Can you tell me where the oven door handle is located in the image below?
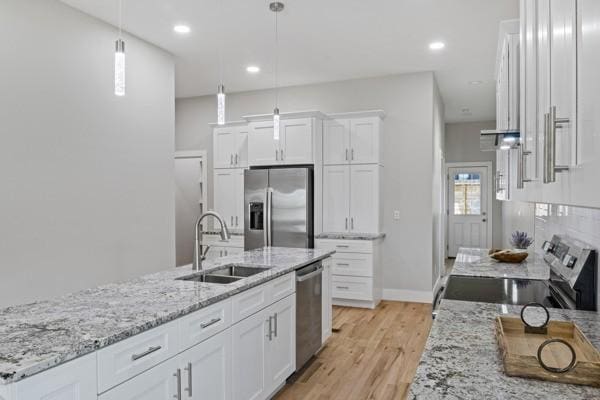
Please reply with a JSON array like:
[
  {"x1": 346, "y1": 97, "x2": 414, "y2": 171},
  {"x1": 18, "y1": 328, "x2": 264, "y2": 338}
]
[{"x1": 548, "y1": 285, "x2": 571, "y2": 309}]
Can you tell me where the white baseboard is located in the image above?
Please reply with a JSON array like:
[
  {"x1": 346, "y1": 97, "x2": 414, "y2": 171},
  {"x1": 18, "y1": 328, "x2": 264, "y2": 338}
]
[{"x1": 382, "y1": 288, "x2": 433, "y2": 303}]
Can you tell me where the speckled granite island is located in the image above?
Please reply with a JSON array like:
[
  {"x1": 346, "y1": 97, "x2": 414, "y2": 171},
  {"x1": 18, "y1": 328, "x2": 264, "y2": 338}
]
[
  {"x1": 451, "y1": 247, "x2": 549, "y2": 280},
  {"x1": 409, "y1": 300, "x2": 600, "y2": 399},
  {"x1": 0, "y1": 246, "x2": 333, "y2": 390}
]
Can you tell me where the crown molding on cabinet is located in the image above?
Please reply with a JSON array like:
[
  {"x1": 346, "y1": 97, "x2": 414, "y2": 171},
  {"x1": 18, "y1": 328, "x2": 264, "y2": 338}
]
[
  {"x1": 242, "y1": 110, "x2": 327, "y2": 122},
  {"x1": 326, "y1": 110, "x2": 386, "y2": 120},
  {"x1": 208, "y1": 120, "x2": 248, "y2": 127}
]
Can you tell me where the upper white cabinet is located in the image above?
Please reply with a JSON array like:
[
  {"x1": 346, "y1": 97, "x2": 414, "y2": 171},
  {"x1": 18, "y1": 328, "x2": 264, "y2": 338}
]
[
  {"x1": 246, "y1": 112, "x2": 325, "y2": 166},
  {"x1": 213, "y1": 168, "x2": 244, "y2": 231},
  {"x1": 213, "y1": 123, "x2": 248, "y2": 169},
  {"x1": 323, "y1": 112, "x2": 384, "y2": 165},
  {"x1": 323, "y1": 164, "x2": 381, "y2": 233}
]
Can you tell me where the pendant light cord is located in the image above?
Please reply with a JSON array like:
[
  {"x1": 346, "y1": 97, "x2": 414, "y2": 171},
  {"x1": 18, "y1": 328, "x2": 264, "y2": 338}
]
[
  {"x1": 274, "y1": 7, "x2": 279, "y2": 108},
  {"x1": 118, "y1": 0, "x2": 123, "y2": 39},
  {"x1": 218, "y1": 0, "x2": 224, "y2": 86}
]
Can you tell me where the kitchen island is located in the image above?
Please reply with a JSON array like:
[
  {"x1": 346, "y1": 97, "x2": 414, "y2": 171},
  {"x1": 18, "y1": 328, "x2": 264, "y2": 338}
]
[
  {"x1": 409, "y1": 299, "x2": 600, "y2": 399},
  {"x1": 451, "y1": 247, "x2": 549, "y2": 280},
  {"x1": 0, "y1": 247, "x2": 333, "y2": 399}
]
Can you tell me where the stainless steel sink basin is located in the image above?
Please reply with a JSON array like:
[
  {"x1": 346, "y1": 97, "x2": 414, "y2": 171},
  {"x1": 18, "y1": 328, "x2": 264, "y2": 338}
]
[
  {"x1": 210, "y1": 265, "x2": 269, "y2": 278},
  {"x1": 176, "y1": 264, "x2": 269, "y2": 284}
]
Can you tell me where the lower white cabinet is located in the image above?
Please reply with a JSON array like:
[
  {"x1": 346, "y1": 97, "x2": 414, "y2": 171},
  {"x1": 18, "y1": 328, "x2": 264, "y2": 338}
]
[
  {"x1": 98, "y1": 356, "x2": 180, "y2": 400},
  {"x1": 232, "y1": 294, "x2": 296, "y2": 400},
  {"x1": 12, "y1": 353, "x2": 97, "y2": 400},
  {"x1": 322, "y1": 258, "x2": 333, "y2": 343}
]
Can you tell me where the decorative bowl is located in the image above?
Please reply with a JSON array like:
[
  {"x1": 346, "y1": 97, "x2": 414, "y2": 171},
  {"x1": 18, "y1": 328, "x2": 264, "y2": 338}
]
[{"x1": 489, "y1": 249, "x2": 529, "y2": 263}]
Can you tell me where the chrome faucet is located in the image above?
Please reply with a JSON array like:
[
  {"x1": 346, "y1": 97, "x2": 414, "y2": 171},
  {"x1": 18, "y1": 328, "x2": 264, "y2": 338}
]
[{"x1": 193, "y1": 211, "x2": 230, "y2": 271}]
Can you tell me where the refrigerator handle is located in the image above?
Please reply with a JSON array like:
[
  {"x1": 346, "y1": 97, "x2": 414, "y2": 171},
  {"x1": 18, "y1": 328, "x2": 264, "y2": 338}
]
[
  {"x1": 267, "y1": 188, "x2": 273, "y2": 247},
  {"x1": 263, "y1": 188, "x2": 269, "y2": 246}
]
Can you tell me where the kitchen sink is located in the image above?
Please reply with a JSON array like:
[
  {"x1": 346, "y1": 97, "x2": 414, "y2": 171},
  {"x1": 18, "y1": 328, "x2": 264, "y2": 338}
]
[{"x1": 177, "y1": 264, "x2": 270, "y2": 284}]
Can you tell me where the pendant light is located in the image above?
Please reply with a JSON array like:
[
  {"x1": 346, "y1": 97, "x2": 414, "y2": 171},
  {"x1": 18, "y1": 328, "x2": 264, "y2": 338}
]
[
  {"x1": 114, "y1": 0, "x2": 125, "y2": 96},
  {"x1": 216, "y1": 0, "x2": 226, "y2": 125},
  {"x1": 270, "y1": 2, "x2": 284, "y2": 140}
]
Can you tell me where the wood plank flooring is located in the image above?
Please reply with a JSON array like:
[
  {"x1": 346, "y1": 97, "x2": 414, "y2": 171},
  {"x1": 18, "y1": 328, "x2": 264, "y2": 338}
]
[{"x1": 274, "y1": 301, "x2": 432, "y2": 400}]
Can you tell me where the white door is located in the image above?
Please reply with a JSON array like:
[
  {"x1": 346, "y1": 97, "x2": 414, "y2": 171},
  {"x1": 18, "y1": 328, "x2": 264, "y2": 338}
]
[
  {"x1": 98, "y1": 357, "x2": 180, "y2": 400},
  {"x1": 214, "y1": 128, "x2": 237, "y2": 168},
  {"x1": 232, "y1": 308, "x2": 267, "y2": 400},
  {"x1": 15, "y1": 354, "x2": 97, "y2": 400},
  {"x1": 349, "y1": 164, "x2": 379, "y2": 233},
  {"x1": 448, "y1": 166, "x2": 490, "y2": 257},
  {"x1": 233, "y1": 168, "x2": 245, "y2": 230},
  {"x1": 322, "y1": 166, "x2": 350, "y2": 232},
  {"x1": 350, "y1": 118, "x2": 380, "y2": 164},
  {"x1": 323, "y1": 119, "x2": 350, "y2": 165},
  {"x1": 281, "y1": 119, "x2": 313, "y2": 164},
  {"x1": 235, "y1": 127, "x2": 248, "y2": 168},
  {"x1": 265, "y1": 295, "x2": 296, "y2": 396},
  {"x1": 248, "y1": 122, "x2": 279, "y2": 166},
  {"x1": 181, "y1": 328, "x2": 232, "y2": 400},
  {"x1": 213, "y1": 170, "x2": 235, "y2": 228}
]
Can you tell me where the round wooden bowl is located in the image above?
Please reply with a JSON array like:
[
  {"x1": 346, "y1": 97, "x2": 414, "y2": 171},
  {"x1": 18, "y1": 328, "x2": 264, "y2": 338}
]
[{"x1": 489, "y1": 249, "x2": 529, "y2": 263}]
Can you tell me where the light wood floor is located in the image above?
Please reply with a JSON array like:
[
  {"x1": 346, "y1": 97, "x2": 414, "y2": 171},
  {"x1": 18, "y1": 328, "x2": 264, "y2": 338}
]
[{"x1": 274, "y1": 301, "x2": 432, "y2": 400}]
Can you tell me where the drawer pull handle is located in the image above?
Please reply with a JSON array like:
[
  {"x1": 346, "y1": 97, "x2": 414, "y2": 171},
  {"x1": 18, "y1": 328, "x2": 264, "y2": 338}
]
[
  {"x1": 336, "y1": 286, "x2": 350, "y2": 290},
  {"x1": 200, "y1": 317, "x2": 222, "y2": 329},
  {"x1": 336, "y1": 263, "x2": 350, "y2": 266},
  {"x1": 131, "y1": 345, "x2": 162, "y2": 361},
  {"x1": 336, "y1": 245, "x2": 350, "y2": 248}
]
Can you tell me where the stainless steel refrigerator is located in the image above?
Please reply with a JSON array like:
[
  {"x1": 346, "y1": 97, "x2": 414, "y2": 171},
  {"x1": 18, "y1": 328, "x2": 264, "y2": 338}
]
[{"x1": 244, "y1": 167, "x2": 313, "y2": 250}]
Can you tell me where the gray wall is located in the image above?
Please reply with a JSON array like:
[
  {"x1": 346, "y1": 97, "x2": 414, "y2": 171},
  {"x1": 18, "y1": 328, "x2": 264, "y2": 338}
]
[
  {"x1": 176, "y1": 73, "x2": 438, "y2": 299},
  {"x1": 0, "y1": 0, "x2": 175, "y2": 307},
  {"x1": 445, "y1": 121, "x2": 503, "y2": 248}
]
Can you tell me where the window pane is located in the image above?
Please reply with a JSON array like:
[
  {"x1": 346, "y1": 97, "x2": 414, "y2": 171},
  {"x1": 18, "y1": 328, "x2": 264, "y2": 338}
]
[{"x1": 453, "y1": 173, "x2": 481, "y2": 215}]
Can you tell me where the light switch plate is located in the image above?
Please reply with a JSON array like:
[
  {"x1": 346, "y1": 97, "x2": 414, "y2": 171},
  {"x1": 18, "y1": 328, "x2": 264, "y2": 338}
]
[{"x1": 393, "y1": 210, "x2": 400, "y2": 220}]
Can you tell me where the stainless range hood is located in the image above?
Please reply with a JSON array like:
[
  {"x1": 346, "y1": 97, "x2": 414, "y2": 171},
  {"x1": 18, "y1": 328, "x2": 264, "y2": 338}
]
[{"x1": 480, "y1": 129, "x2": 521, "y2": 151}]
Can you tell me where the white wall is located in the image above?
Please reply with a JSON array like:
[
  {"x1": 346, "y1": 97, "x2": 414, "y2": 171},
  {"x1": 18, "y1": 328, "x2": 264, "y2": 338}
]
[
  {"x1": 501, "y1": 201, "x2": 535, "y2": 249},
  {"x1": 445, "y1": 121, "x2": 503, "y2": 248},
  {"x1": 0, "y1": 0, "x2": 175, "y2": 307},
  {"x1": 176, "y1": 72, "x2": 438, "y2": 300},
  {"x1": 432, "y1": 82, "x2": 446, "y2": 288}
]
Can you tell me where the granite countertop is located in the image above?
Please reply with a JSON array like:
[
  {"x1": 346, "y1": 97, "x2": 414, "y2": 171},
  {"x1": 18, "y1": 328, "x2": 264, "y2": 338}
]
[
  {"x1": 316, "y1": 232, "x2": 386, "y2": 240},
  {"x1": 0, "y1": 247, "x2": 333, "y2": 385},
  {"x1": 451, "y1": 247, "x2": 549, "y2": 280},
  {"x1": 409, "y1": 300, "x2": 600, "y2": 399}
]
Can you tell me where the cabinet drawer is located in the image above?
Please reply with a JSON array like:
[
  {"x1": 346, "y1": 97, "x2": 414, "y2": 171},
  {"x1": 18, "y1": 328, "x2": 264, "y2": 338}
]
[
  {"x1": 269, "y1": 273, "x2": 295, "y2": 304},
  {"x1": 97, "y1": 321, "x2": 179, "y2": 393},
  {"x1": 316, "y1": 239, "x2": 373, "y2": 254},
  {"x1": 231, "y1": 283, "x2": 269, "y2": 323},
  {"x1": 332, "y1": 275, "x2": 373, "y2": 301},
  {"x1": 179, "y1": 299, "x2": 232, "y2": 351},
  {"x1": 331, "y1": 254, "x2": 373, "y2": 277}
]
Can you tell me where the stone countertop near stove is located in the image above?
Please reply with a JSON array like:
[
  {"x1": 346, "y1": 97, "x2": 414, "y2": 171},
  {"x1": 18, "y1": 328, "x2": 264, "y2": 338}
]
[
  {"x1": 451, "y1": 247, "x2": 549, "y2": 280},
  {"x1": 0, "y1": 247, "x2": 333, "y2": 385},
  {"x1": 316, "y1": 232, "x2": 386, "y2": 240},
  {"x1": 409, "y1": 299, "x2": 600, "y2": 399}
]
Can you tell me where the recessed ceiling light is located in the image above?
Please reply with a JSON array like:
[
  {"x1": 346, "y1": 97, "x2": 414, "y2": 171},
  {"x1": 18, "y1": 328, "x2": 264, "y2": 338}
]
[
  {"x1": 246, "y1": 65, "x2": 261, "y2": 73},
  {"x1": 173, "y1": 25, "x2": 191, "y2": 34},
  {"x1": 469, "y1": 80, "x2": 483, "y2": 85},
  {"x1": 429, "y1": 41, "x2": 445, "y2": 50}
]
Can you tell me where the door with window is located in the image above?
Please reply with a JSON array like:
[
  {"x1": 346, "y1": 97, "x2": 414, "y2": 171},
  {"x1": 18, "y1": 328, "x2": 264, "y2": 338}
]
[{"x1": 448, "y1": 166, "x2": 490, "y2": 257}]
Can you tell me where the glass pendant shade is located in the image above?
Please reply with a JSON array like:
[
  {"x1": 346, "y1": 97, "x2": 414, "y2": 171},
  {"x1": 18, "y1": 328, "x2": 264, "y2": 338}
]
[
  {"x1": 273, "y1": 107, "x2": 280, "y2": 140},
  {"x1": 217, "y1": 84, "x2": 226, "y2": 125},
  {"x1": 114, "y1": 39, "x2": 126, "y2": 96}
]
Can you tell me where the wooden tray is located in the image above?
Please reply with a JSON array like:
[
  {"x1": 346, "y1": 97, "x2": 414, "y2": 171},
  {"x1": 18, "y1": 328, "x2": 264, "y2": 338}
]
[
  {"x1": 489, "y1": 249, "x2": 529, "y2": 263},
  {"x1": 495, "y1": 316, "x2": 600, "y2": 387}
]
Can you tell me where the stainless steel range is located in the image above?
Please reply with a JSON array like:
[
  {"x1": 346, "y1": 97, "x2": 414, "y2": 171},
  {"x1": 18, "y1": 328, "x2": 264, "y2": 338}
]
[{"x1": 439, "y1": 235, "x2": 597, "y2": 312}]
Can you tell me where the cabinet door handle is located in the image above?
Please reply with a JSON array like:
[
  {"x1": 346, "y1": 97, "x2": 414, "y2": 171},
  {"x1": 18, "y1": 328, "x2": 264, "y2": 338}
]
[
  {"x1": 200, "y1": 317, "x2": 222, "y2": 329},
  {"x1": 231, "y1": 216, "x2": 234, "y2": 226},
  {"x1": 274, "y1": 312, "x2": 278, "y2": 338},
  {"x1": 543, "y1": 106, "x2": 570, "y2": 184},
  {"x1": 266, "y1": 316, "x2": 273, "y2": 341},
  {"x1": 351, "y1": 217, "x2": 354, "y2": 230},
  {"x1": 280, "y1": 149, "x2": 284, "y2": 161},
  {"x1": 230, "y1": 154, "x2": 233, "y2": 165},
  {"x1": 235, "y1": 153, "x2": 238, "y2": 165},
  {"x1": 131, "y1": 345, "x2": 162, "y2": 361},
  {"x1": 184, "y1": 362, "x2": 193, "y2": 397},
  {"x1": 345, "y1": 149, "x2": 348, "y2": 161},
  {"x1": 235, "y1": 216, "x2": 239, "y2": 226},
  {"x1": 275, "y1": 149, "x2": 279, "y2": 161},
  {"x1": 345, "y1": 217, "x2": 348, "y2": 230},
  {"x1": 351, "y1": 148, "x2": 355, "y2": 161},
  {"x1": 173, "y1": 368, "x2": 182, "y2": 400}
]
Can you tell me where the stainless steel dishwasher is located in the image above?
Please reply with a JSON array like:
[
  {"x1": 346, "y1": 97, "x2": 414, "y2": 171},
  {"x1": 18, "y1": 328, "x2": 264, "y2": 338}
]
[{"x1": 295, "y1": 261, "x2": 323, "y2": 371}]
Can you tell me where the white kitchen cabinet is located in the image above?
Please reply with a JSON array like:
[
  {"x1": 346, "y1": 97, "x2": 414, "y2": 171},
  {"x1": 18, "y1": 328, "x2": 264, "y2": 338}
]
[
  {"x1": 349, "y1": 165, "x2": 380, "y2": 233},
  {"x1": 322, "y1": 165, "x2": 381, "y2": 233},
  {"x1": 213, "y1": 168, "x2": 244, "y2": 231},
  {"x1": 323, "y1": 112, "x2": 384, "y2": 166},
  {"x1": 98, "y1": 356, "x2": 180, "y2": 400},
  {"x1": 264, "y1": 294, "x2": 295, "y2": 396},
  {"x1": 213, "y1": 124, "x2": 248, "y2": 169},
  {"x1": 248, "y1": 117, "x2": 317, "y2": 166},
  {"x1": 13, "y1": 353, "x2": 96, "y2": 400},
  {"x1": 322, "y1": 165, "x2": 350, "y2": 232},
  {"x1": 321, "y1": 257, "x2": 333, "y2": 344},
  {"x1": 182, "y1": 328, "x2": 233, "y2": 400}
]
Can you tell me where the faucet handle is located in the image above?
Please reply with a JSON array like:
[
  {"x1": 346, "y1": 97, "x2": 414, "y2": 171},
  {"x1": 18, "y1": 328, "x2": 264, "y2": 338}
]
[{"x1": 201, "y1": 245, "x2": 211, "y2": 258}]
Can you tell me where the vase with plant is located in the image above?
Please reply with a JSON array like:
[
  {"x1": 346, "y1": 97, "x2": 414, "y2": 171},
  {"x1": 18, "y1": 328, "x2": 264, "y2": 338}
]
[{"x1": 510, "y1": 231, "x2": 534, "y2": 250}]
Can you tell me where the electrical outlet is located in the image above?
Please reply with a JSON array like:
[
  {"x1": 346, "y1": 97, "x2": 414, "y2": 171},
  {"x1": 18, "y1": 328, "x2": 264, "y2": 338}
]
[{"x1": 393, "y1": 210, "x2": 400, "y2": 220}]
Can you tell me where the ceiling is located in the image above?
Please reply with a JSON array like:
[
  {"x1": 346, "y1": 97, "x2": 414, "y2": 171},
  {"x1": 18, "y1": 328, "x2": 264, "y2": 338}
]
[{"x1": 61, "y1": 0, "x2": 518, "y2": 122}]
